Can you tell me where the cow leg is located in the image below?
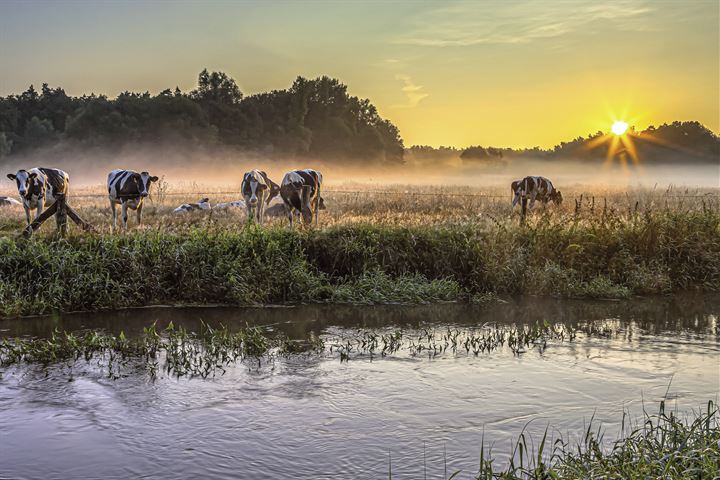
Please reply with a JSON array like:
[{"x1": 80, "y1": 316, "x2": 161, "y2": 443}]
[
  {"x1": 34, "y1": 197, "x2": 44, "y2": 222},
  {"x1": 257, "y1": 201, "x2": 264, "y2": 225},
  {"x1": 121, "y1": 202, "x2": 129, "y2": 230},
  {"x1": 110, "y1": 201, "x2": 117, "y2": 231},
  {"x1": 529, "y1": 192, "x2": 537, "y2": 210},
  {"x1": 314, "y1": 184, "x2": 321, "y2": 225},
  {"x1": 286, "y1": 205, "x2": 294, "y2": 229},
  {"x1": 137, "y1": 202, "x2": 144, "y2": 224},
  {"x1": 24, "y1": 205, "x2": 31, "y2": 226}
]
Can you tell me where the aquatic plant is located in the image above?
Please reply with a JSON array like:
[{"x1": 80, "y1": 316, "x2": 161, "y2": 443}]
[
  {"x1": 0, "y1": 322, "x2": 289, "y2": 379},
  {"x1": 468, "y1": 400, "x2": 720, "y2": 479}
]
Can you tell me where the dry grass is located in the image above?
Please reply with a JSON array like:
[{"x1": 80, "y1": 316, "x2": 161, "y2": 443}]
[{"x1": 0, "y1": 182, "x2": 717, "y2": 235}]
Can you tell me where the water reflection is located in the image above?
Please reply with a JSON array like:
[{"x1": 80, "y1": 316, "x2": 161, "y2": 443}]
[
  {"x1": 0, "y1": 294, "x2": 718, "y2": 480},
  {"x1": 2, "y1": 293, "x2": 718, "y2": 340}
]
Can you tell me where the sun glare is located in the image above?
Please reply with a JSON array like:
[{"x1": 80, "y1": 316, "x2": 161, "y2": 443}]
[{"x1": 611, "y1": 120, "x2": 629, "y2": 136}]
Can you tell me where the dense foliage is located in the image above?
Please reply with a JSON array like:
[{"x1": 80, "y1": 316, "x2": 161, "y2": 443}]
[
  {"x1": 0, "y1": 208, "x2": 717, "y2": 317},
  {"x1": 0, "y1": 70, "x2": 404, "y2": 164}
]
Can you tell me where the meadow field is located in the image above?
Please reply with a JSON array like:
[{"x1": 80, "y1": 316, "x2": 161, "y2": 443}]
[
  {"x1": 0, "y1": 181, "x2": 718, "y2": 317},
  {"x1": 2, "y1": 180, "x2": 719, "y2": 231}
]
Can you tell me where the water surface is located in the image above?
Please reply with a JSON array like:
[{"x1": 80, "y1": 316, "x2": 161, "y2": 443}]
[{"x1": 1, "y1": 295, "x2": 718, "y2": 479}]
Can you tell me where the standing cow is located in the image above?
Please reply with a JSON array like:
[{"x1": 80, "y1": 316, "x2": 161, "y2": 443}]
[
  {"x1": 107, "y1": 169, "x2": 158, "y2": 230},
  {"x1": 513, "y1": 176, "x2": 563, "y2": 211},
  {"x1": 241, "y1": 169, "x2": 280, "y2": 224},
  {"x1": 280, "y1": 169, "x2": 323, "y2": 227},
  {"x1": 7, "y1": 167, "x2": 70, "y2": 229}
]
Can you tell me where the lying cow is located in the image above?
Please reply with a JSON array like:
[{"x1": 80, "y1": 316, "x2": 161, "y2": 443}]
[
  {"x1": 7, "y1": 167, "x2": 70, "y2": 227},
  {"x1": 241, "y1": 169, "x2": 280, "y2": 224},
  {"x1": 107, "y1": 169, "x2": 158, "y2": 230},
  {"x1": 173, "y1": 198, "x2": 211, "y2": 214},
  {"x1": 280, "y1": 169, "x2": 323, "y2": 227},
  {"x1": 0, "y1": 196, "x2": 22, "y2": 207},
  {"x1": 214, "y1": 199, "x2": 246, "y2": 210},
  {"x1": 513, "y1": 176, "x2": 563, "y2": 210}
]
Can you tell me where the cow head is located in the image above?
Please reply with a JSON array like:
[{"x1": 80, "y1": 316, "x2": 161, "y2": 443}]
[
  {"x1": 550, "y1": 190, "x2": 563, "y2": 205},
  {"x1": 243, "y1": 170, "x2": 280, "y2": 207},
  {"x1": 139, "y1": 171, "x2": 159, "y2": 197},
  {"x1": 7, "y1": 170, "x2": 39, "y2": 198}
]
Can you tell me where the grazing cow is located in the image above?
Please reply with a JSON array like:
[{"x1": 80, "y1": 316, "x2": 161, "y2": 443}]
[
  {"x1": 107, "y1": 169, "x2": 158, "y2": 230},
  {"x1": 241, "y1": 169, "x2": 280, "y2": 224},
  {"x1": 173, "y1": 198, "x2": 211, "y2": 214},
  {"x1": 0, "y1": 196, "x2": 22, "y2": 207},
  {"x1": 280, "y1": 169, "x2": 323, "y2": 227},
  {"x1": 6, "y1": 167, "x2": 70, "y2": 227},
  {"x1": 514, "y1": 176, "x2": 563, "y2": 210}
]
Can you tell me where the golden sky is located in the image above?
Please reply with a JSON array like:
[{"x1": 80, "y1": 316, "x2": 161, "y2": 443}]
[{"x1": 0, "y1": 0, "x2": 717, "y2": 148}]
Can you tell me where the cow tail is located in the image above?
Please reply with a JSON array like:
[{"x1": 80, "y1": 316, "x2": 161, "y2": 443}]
[{"x1": 314, "y1": 178, "x2": 321, "y2": 225}]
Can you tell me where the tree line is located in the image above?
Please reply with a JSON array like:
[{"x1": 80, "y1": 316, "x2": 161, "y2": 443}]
[
  {"x1": 0, "y1": 70, "x2": 404, "y2": 164},
  {"x1": 409, "y1": 121, "x2": 719, "y2": 166},
  {"x1": 1, "y1": 69, "x2": 716, "y2": 168}
]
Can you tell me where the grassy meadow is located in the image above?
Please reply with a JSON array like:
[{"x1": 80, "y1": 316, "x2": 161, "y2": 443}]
[{"x1": 0, "y1": 182, "x2": 718, "y2": 317}]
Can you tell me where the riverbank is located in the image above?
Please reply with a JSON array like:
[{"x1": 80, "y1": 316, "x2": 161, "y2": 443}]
[{"x1": 0, "y1": 209, "x2": 718, "y2": 316}]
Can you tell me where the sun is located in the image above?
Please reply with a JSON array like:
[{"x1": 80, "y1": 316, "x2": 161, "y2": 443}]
[{"x1": 611, "y1": 120, "x2": 629, "y2": 136}]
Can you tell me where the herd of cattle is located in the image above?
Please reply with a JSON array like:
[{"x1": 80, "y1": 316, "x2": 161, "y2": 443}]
[{"x1": 2, "y1": 167, "x2": 561, "y2": 231}]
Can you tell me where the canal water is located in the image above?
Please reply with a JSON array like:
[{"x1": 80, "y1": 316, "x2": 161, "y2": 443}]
[{"x1": 1, "y1": 295, "x2": 718, "y2": 479}]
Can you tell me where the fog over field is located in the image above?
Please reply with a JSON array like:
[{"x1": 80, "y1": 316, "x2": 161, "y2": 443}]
[{"x1": 2, "y1": 144, "x2": 718, "y2": 194}]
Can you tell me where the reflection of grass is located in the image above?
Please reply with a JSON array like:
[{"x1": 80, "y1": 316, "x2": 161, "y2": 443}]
[
  {"x1": 0, "y1": 322, "x2": 319, "y2": 379},
  {"x1": 0, "y1": 319, "x2": 625, "y2": 373},
  {"x1": 2, "y1": 324, "x2": 717, "y2": 479},
  {"x1": 0, "y1": 197, "x2": 718, "y2": 316}
]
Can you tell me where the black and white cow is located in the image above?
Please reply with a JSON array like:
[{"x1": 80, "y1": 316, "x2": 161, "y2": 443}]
[
  {"x1": 6, "y1": 167, "x2": 70, "y2": 226},
  {"x1": 241, "y1": 169, "x2": 280, "y2": 224},
  {"x1": 107, "y1": 169, "x2": 158, "y2": 230},
  {"x1": 214, "y1": 199, "x2": 246, "y2": 210},
  {"x1": 513, "y1": 176, "x2": 563, "y2": 210},
  {"x1": 173, "y1": 197, "x2": 211, "y2": 214},
  {"x1": 280, "y1": 169, "x2": 324, "y2": 227}
]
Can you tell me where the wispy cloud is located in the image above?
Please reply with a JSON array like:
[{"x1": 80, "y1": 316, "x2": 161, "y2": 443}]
[
  {"x1": 394, "y1": 1, "x2": 654, "y2": 47},
  {"x1": 393, "y1": 74, "x2": 429, "y2": 108}
]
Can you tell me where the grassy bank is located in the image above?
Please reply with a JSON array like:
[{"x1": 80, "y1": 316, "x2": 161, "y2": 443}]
[{"x1": 0, "y1": 208, "x2": 718, "y2": 316}]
